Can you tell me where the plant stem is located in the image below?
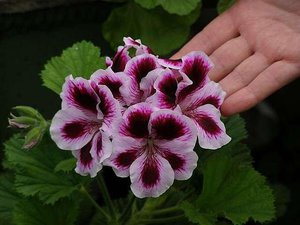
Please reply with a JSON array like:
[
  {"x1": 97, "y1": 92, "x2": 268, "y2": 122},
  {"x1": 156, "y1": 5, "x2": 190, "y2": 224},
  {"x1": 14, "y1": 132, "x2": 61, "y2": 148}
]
[
  {"x1": 151, "y1": 206, "x2": 181, "y2": 216},
  {"x1": 97, "y1": 173, "x2": 117, "y2": 221},
  {"x1": 80, "y1": 186, "x2": 109, "y2": 219},
  {"x1": 120, "y1": 193, "x2": 135, "y2": 225},
  {"x1": 139, "y1": 214, "x2": 185, "y2": 224}
]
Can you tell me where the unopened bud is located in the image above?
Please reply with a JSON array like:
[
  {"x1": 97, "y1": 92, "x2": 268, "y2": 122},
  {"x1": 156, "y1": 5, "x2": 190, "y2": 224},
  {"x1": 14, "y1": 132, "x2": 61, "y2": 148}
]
[
  {"x1": 13, "y1": 106, "x2": 44, "y2": 120},
  {"x1": 8, "y1": 115, "x2": 38, "y2": 129},
  {"x1": 23, "y1": 126, "x2": 46, "y2": 150},
  {"x1": 8, "y1": 106, "x2": 48, "y2": 150}
]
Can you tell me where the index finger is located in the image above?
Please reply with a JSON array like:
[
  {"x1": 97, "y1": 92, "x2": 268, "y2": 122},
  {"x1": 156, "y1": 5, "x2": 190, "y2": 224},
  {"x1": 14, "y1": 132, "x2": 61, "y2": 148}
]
[{"x1": 172, "y1": 10, "x2": 239, "y2": 59}]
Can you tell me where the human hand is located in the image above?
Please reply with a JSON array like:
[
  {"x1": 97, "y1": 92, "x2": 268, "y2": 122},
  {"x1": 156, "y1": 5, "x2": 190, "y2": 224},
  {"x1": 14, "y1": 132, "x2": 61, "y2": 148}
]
[{"x1": 173, "y1": 0, "x2": 300, "y2": 116}]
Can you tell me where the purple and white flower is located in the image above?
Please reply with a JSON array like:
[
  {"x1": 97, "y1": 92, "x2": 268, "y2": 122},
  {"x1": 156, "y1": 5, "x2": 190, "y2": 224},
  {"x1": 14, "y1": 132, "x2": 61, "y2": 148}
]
[
  {"x1": 147, "y1": 52, "x2": 231, "y2": 149},
  {"x1": 50, "y1": 37, "x2": 231, "y2": 198},
  {"x1": 105, "y1": 103, "x2": 198, "y2": 198},
  {"x1": 50, "y1": 75, "x2": 121, "y2": 177},
  {"x1": 105, "y1": 37, "x2": 152, "y2": 72}
]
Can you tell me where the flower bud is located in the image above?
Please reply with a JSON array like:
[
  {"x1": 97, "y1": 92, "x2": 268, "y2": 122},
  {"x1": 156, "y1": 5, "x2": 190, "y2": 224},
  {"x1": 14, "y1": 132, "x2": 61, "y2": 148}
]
[
  {"x1": 12, "y1": 106, "x2": 44, "y2": 120},
  {"x1": 8, "y1": 106, "x2": 48, "y2": 150},
  {"x1": 23, "y1": 126, "x2": 46, "y2": 150},
  {"x1": 8, "y1": 115, "x2": 38, "y2": 129}
]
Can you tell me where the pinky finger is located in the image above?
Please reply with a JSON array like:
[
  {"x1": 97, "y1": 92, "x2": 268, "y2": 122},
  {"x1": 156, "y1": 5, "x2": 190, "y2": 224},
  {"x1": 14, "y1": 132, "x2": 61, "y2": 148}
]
[{"x1": 221, "y1": 60, "x2": 300, "y2": 116}]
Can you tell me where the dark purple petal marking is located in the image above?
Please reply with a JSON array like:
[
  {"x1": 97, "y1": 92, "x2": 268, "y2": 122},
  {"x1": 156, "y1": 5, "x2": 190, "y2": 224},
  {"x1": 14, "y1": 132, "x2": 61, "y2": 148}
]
[
  {"x1": 157, "y1": 75, "x2": 177, "y2": 106},
  {"x1": 79, "y1": 142, "x2": 93, "y2": 167},
  {"x1": 156, "y1": 94, "x2": 176, "y2": 109},
  {"x1": 98, "y1": 76, "x2": 123, "y2": 100},
  {"x1": 200, "y1": 96, "x2": 220, "y2": 108},
  {"x1": 112, "y1": 47, "x2": 130, "y2": 72},
  {"x1": 98, "y1": 96, "x2": 113, "y2": 117},
  {"x1": 69, "y1": 81, "x2": 98, "y2": 114},
  {"x1": 185, "y1": 95, "x2": 221, "y2": 112},
  {"x1": 114, "y1": 150, "x2": 138, "y2": 168},
  {"x1": 178, "y1": 55, "x2": 211, "y2": 101},
  {"x1": 123, "y1": 110, "x2": 151, "y2": 138},
  {"x1": 92, "y1": 84, "x2": 119, "y2": 127},
  {"x1": 62, "y1": 121, "x2": 85, "y2": 139},
  {"x1": 195, "y1": 114, "x2": 221, "y2": 135},
  {"x1": 141, "y1": 160, "x2": 160, "y2": 188},
  {"x1": 127, "y1": 56, "x2": 158, "y2": 83},
  {"x1": 181, "y1": 56, "x2": 210, "y2": 87},
  {"x1": 151, "y1": 115, "x2": 185, "y2": 140},
  {"x1": 95, "y1": 133, "x2": 103, "y2": 158},
  {"x1": 164, "y1": 152, "x2": 185, "y2": 171},
  {"x1": 62, "y1": 120, "x2": 99, "y2": 140}
]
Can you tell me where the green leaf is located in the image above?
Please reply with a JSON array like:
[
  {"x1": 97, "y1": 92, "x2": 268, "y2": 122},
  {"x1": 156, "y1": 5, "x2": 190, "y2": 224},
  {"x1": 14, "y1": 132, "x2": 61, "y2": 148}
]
[
  {"x1": 217, "y1": 0, "x2": 236, "y2": 14},
  {"x1": 180, "y1": 201, "x2": 216, "y2": 225},
  {"x1": 4, "y1": 134, "x2": 83, "y2": 204},
  {"x1": 223, "y1": 114, "x2": 247, "y2": 147},
  {"x1": 0, "y1": 174, "x2": 20, "y2": 225},
  {"x1": 41, "y1": 41, "x2": 106, "y2": 94},
  {"x1": 54, "y1": 158, "x2": 77, "y2": 172},
  {"x1": 182, "y1": 155, "x2": 275, "y2": 225},
  {"x1": 102, "y1": 2, "x2": 200, "y2": 55},
  {"x1": 198, "y1": 115, "x2": 252, "y2": 167},
  {"x1": 135, "y1": 0, "x2": 201, "y2": 16},
  {"x1": 13, "y1": 198, "x2": 78, "y2": 225}
]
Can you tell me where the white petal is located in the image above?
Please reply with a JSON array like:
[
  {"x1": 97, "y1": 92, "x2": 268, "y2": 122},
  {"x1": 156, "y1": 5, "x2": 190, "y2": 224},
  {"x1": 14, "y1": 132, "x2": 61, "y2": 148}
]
[
  {"x1": 91, "y1": 83, "x2": 122, "y2": 134},
  {"x1": 72, "y1": 140, "x2": 103, "y2": 178},
  {"x1": 140, "y1": 68, "x2": 165, "y2": 100},
  {"x1": 160, "y1": 150, "x2": 198, "y2": 180},
  {"x1": 90, "y1": 69, "x2": 129, "y2": 105},
  {"x1": 179, "y1": 81, "x2": 226, "y2": 111},
  {"x1": 90, "y1": 130, "x2": 112, "y2": 163},
  {"x1": 60, "y1": 75, "x2": 99, "y2": 115},
  {"x1": 109, "y1": 46, "x2": 131, "y2": 72},
  {"x1": 104, "y1": 136, "x2": 145, "y2": 178},
  {"x1": 177, "y1": 51, "x2": 213, "y2": 100},
  {"x1": 130, "y1": 153, "x2": 174, "y2": 198},
  {"x1": 157, "y1": 58, "x2": 182, "y2": 69},
  {"x1": 124, "y1": 54, "x2": 160, "y2": 84},
  {"x1": 50, "y1": 108, "x2": 100, "y2": 150},
  {"x1": 123, "y1": 37, "x2": 152, "y2": 55},
  {"x1": 146, "y1": 69, "x2": 178, "y2": 109},
  {"x1": 187, "y1": 104, "x2": 231, "y2": 149}
]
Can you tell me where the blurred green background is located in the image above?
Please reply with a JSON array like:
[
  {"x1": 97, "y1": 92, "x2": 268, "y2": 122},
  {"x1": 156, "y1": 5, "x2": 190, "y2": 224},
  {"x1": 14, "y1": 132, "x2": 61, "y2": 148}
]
[{"x1": 0, "y1": 0, "x2": 299, "y2": 224}]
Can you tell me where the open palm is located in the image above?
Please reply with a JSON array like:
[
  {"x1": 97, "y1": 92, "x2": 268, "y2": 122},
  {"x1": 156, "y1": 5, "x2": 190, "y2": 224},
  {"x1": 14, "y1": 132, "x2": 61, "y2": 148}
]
[{"x1": 173, "y1": 0, "x2": 300, "y2": 115}]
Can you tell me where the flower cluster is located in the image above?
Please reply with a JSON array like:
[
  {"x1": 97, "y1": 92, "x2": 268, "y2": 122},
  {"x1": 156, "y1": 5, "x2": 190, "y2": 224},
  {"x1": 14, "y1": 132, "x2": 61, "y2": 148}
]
[{"x1": 50, "y1": 37, "x2": 231, "y2": 198}]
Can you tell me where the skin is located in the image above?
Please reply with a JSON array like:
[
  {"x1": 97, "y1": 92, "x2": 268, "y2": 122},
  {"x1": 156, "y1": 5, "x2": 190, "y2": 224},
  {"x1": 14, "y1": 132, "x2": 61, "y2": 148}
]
[{"x1": 173, "y1": 0, "x2": 300, "y2": 116}]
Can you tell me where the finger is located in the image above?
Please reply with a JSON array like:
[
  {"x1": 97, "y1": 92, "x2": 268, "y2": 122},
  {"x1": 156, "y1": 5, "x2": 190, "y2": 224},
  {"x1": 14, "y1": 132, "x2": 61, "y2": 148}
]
[
  {"x1": 221, "y1": 61, "x2": 300, "y2": 116},
  {"x1": 208, "y1": 36, "x2": 253, "y2": 81},
  {"x1": 172, "y1": 11, "x2": 239, "y2": 59},
  {"x1": 219, "y1": 52, "x2": 270, "y2": 96}
]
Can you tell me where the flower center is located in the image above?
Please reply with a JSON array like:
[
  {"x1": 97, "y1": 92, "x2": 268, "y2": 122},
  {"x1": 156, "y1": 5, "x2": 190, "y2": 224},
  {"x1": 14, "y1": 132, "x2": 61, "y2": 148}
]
[{"x1": 146, "y1": 138, "x2": 157, "y2": 155}]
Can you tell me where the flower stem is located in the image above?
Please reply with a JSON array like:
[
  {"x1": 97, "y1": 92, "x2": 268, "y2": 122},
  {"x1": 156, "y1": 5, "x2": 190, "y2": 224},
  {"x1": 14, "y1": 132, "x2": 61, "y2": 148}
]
[
  {"x1": 120, "y1": 193, "x2": 135, "y2": 225},
  {"x1": 139, "y1": 214, "x2": 185, "y2": 224},
  {"x1": 80, "y1": 186, "x2": 109, "y2": 219},
  {"x1": 151, "y1": 206, "x2": 181, "y2": 216},
  {"x1": 97, "y1": 173, "x2": 117, "y2": 221}
]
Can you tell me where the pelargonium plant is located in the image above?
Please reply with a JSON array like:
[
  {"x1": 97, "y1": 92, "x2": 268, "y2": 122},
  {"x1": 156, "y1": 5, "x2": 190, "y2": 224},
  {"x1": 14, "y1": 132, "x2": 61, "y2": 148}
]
[
  {"x1": 50, "y1": 37, "x2": 231, "y2": 198},
  {"x1": 2, "y1": 38, "x2": 276, "y2": 225}
]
